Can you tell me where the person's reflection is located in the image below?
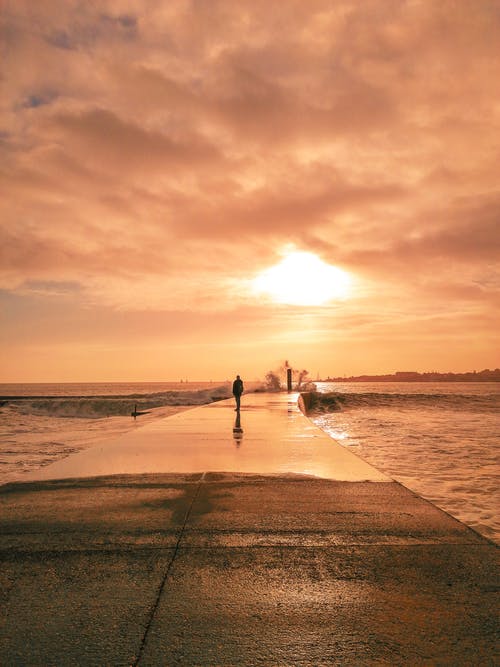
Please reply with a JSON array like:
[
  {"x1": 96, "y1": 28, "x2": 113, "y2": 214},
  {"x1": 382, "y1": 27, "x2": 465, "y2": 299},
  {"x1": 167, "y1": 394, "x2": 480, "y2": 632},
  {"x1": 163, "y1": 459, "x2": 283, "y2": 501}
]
[{"x1": 233, "y1": 411, "x2": 243, "y2": 448}]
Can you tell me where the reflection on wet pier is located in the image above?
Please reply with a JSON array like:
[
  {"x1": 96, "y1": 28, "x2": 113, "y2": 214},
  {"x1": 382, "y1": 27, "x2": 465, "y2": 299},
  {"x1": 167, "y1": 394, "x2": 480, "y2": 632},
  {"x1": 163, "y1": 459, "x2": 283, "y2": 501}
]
[{"x1": 233, "y1": 411, "x2": 243, "y2": 447}]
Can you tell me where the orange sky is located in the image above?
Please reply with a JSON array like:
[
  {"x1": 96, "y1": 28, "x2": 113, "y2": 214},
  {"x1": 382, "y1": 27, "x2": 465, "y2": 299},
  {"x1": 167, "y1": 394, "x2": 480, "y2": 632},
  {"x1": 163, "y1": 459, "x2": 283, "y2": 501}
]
[{"x1": 1, "y1": 1, "x2": 499, "y2": 382}]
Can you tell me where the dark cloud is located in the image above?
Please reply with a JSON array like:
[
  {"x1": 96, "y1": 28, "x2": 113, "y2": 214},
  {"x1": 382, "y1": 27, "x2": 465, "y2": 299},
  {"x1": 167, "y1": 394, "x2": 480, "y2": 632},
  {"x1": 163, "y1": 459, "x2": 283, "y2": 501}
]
[
  {"x1": 22, "y1": 92, "x2": 57, "y2": 108},
  {"x1": 45, "y1": 30, "x2": 76, "y2": 51},
  {"x1": 50, "y1": 108, "x2": 221, "y2": 171},
  {"x1": 43, "y1": 10, "x2": 138, "y2": 50},
  {"x1": 99, "y1": 13, "x2": 138, "y2": 33}
]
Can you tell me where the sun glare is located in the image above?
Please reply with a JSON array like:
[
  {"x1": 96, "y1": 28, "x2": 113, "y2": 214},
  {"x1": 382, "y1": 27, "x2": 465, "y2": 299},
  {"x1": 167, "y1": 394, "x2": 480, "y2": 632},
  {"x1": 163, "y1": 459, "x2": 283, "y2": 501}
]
[{"x1": 253, "y1": 251, "x2": 351, "y2": 306}]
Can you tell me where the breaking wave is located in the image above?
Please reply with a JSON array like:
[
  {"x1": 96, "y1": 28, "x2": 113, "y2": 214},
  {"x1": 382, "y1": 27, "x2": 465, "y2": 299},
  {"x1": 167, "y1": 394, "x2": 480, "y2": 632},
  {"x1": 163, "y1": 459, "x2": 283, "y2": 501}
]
[
  {"x1": 0, "y1": 386, "x2": 232, "y2": 419},
  {"x1": 302, "y1": 391, "x2": 499, "y2": 414}
]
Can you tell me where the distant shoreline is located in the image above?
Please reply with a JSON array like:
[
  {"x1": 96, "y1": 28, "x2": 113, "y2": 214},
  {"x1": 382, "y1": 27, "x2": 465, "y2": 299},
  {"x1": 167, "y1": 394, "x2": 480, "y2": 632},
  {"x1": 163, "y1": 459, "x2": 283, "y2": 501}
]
[{"x1": 320, "y1": 370, "x2": 499, "y2": 383}]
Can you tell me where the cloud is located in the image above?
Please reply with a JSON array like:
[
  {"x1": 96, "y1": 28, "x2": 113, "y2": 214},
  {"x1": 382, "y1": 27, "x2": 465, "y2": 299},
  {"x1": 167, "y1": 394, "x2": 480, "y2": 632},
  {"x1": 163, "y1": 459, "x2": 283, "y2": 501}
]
[
  {"x1": 48, "y1": 107, "x2": 222, "y2": 173},
  {"x1": 340, "y1": 191, "x2": 500, "y2": 275},
  {"x1": 1, "y1": 0, "x2": 498, "y2": 330}
]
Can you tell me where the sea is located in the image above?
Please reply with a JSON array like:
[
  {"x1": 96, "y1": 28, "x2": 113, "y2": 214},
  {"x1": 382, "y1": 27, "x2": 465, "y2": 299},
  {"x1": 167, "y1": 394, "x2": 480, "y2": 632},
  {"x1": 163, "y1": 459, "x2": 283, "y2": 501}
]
[
  {"x1": 311, "y1": 382, "x2": 499, "y2": 543},
  {"x1": 0, "y1": 380, "x2": 498, "y2": 543}
]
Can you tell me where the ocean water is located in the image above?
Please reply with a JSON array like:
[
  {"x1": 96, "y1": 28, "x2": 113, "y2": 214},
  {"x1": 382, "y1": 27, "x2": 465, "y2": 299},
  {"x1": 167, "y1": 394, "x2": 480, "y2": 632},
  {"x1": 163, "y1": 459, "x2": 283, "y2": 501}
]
[
  {"x1": 0, "y1": 381, "x2": 226, "y2": 398},
  {"x1": 309, "y1": 382, "x2": 499, "y2": 543},
  {"x1": 1, "y1": 380, "x2": 498, "y2": 543}
]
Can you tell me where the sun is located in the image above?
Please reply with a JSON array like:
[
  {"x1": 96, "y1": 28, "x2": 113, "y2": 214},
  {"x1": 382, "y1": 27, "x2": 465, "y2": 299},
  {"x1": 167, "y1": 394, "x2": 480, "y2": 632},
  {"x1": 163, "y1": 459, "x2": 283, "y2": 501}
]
[{"x1": 252, "y1": 251, "x2": 351, "y2": 306}]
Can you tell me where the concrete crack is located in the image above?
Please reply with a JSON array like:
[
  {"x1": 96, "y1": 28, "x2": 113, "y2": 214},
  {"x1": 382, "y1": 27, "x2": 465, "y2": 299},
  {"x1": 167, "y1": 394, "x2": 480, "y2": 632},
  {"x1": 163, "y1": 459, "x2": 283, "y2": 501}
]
[{"x1": 133, "y1": 477, "x2": 204, "y2": 666}]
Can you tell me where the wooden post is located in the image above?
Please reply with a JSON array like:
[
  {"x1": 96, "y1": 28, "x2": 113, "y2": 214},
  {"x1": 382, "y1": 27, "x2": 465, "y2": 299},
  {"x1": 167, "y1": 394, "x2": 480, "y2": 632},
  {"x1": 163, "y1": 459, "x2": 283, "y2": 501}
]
[{"x1": 287, "y1": 368, "x2": 293, "y2": 392}]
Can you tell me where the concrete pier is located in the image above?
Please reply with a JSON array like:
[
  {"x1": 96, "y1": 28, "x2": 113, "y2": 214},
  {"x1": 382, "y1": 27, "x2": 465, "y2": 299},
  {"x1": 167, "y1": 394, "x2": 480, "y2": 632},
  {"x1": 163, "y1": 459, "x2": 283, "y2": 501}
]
[
  {"x1": 16, "y1": 392, "x2": 389, "y2": 483},
  {"x1": 1, "y1": 394, "x2": 498, "y2": 665}
]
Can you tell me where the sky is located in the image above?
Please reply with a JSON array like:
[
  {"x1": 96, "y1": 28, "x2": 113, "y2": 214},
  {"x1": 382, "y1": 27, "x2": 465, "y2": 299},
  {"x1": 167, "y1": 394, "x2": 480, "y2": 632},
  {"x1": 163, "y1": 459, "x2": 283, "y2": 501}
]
[{"x1": 1, "y1": 0, "x2": 499, "y2": 382}]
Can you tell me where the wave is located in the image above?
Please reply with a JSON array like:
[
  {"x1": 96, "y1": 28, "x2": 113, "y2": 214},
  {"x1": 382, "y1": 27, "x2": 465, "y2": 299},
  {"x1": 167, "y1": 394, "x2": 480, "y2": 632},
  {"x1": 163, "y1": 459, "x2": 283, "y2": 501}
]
[
  {"x1": 302, "y1": 391, "x2": 499, "y2": 414},
  {"x1": 0, "y1": 386, "x2": 232, "y2": 419}
]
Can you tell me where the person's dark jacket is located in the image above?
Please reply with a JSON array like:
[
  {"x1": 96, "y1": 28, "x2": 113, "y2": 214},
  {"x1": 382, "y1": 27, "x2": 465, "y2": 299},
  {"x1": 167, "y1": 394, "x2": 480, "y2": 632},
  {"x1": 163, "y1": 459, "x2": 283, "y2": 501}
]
[{"x1": 232, "y1": 379, "x2": 244, "y2": 396}]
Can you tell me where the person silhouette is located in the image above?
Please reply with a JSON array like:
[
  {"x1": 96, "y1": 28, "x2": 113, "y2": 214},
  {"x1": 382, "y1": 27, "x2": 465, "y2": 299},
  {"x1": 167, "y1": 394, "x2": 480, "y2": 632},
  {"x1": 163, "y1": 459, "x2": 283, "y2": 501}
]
[{"x1": 232, "y1": 374, "x2": 244, "y2": 411}]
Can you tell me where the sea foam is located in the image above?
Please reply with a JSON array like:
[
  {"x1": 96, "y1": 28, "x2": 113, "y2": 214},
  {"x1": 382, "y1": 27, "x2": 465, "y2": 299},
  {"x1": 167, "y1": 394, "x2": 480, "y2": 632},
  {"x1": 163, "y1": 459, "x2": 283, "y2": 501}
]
[{"x1": 1, "y1": 386, "x2": 232, "y2": 419}]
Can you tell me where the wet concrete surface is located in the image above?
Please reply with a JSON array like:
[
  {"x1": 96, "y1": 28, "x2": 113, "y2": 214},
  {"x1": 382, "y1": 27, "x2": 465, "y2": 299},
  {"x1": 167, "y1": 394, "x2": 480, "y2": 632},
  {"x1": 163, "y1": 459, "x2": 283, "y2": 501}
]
[
  {"x1": 17, "y1": 393, "x2": 390, "y2": 483},
  {"x1": 1, "y1": 473, "x2": 498, "y2": 666}
]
